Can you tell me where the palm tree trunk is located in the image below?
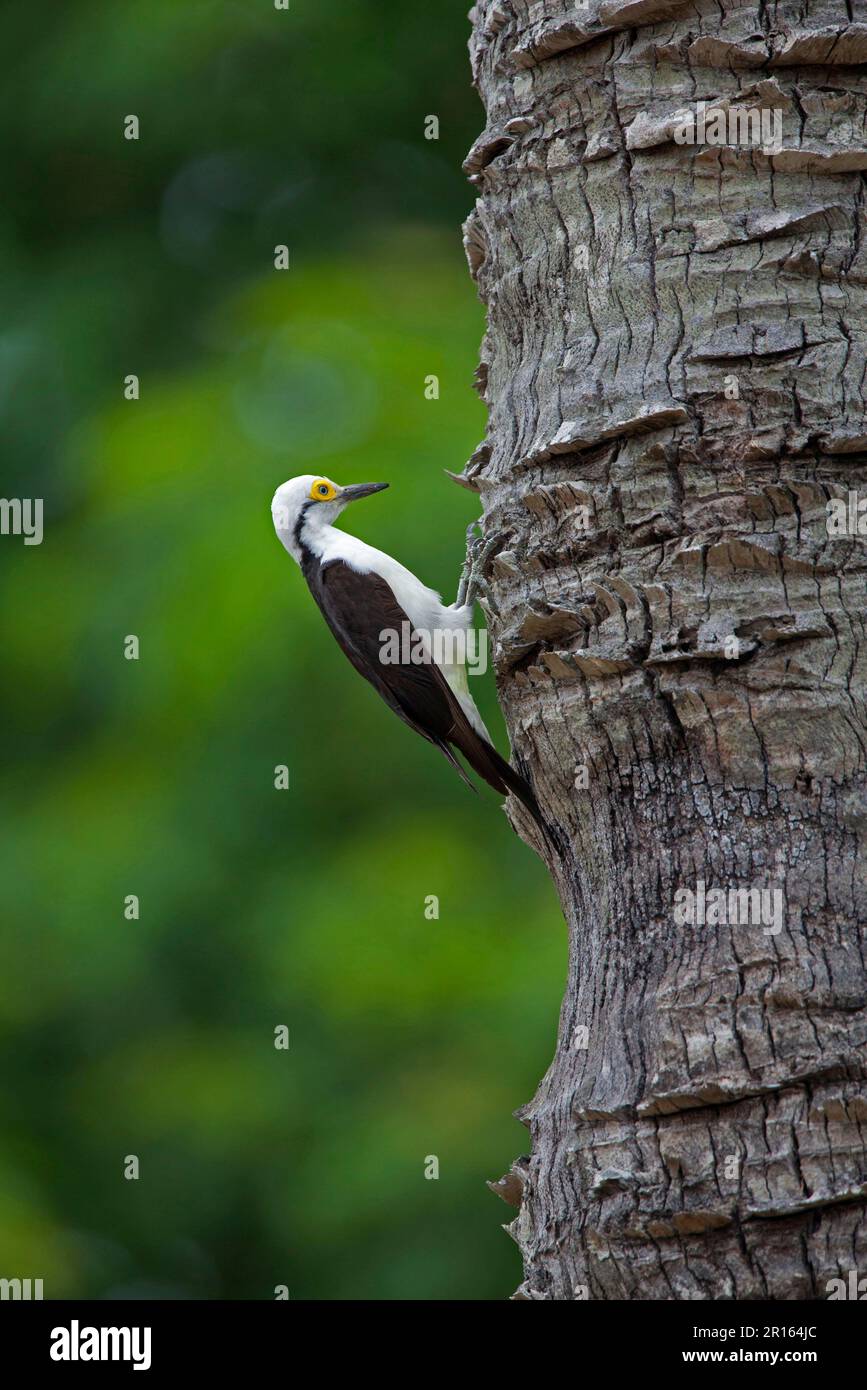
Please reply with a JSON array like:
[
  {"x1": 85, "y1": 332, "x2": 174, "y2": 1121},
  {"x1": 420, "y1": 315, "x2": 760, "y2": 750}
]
[{"x1": 464, "y1": 0, "x2": 867, "y2": 1300}]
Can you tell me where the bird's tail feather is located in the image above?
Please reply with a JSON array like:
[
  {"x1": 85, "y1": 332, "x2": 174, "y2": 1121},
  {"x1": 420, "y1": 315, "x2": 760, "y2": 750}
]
[
  {"x1": 449, "y1": 726, "x2": 544, "y2": 831},
  {"x1": 435, "y1": 738, "x2": 478, "y2": 795}
]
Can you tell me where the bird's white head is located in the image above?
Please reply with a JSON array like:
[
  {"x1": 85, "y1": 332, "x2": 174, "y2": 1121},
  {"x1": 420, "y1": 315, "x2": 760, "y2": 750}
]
[{"x1": 271, "y1": 474, "x2": 389, "y2": 564}]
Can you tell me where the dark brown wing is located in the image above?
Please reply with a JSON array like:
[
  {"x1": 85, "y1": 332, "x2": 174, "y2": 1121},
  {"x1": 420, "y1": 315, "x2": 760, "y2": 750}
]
[
  {"x1": 310, "y1": 560, "x2": 457, "y2": 745},
  {"x1": 304, "y1": 559, "x2": 541, "y2": 825}
]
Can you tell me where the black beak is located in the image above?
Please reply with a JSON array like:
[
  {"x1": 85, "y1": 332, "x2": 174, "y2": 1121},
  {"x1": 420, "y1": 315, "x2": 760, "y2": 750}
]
[{"x1": 341, "y1": 482, "x2": 389, "y2": 502}]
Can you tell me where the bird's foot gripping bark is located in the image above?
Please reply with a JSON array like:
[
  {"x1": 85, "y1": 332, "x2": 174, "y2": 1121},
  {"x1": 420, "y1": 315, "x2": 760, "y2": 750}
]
[{"x1": 455, "y1": 522, "x2": 506, "y2": 609}]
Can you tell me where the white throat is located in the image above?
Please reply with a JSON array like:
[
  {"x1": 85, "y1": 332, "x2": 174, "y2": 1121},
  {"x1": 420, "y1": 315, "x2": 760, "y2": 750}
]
[{"x1": 274, "y1": 502, "x2": 342, "y2": 566}]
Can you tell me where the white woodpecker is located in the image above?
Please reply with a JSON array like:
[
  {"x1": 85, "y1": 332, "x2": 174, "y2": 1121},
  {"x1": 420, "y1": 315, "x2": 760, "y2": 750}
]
[{"x1": 271, "y1": 475, "x2": 541, "y2": 826}]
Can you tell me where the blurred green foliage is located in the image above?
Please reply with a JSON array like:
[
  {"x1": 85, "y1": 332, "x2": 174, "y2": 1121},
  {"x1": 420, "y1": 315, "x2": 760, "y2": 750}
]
[{"x1": 0, "y1": 1, "x2": 562, "y2": 1299}]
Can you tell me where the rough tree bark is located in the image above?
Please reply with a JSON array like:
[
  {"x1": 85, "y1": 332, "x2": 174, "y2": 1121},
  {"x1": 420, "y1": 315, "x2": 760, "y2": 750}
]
[{"x1": 462, "y1": 0, "x2": 867, "y2": 1299}]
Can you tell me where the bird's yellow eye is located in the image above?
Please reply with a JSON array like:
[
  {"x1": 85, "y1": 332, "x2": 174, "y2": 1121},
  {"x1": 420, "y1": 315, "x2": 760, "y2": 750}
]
[{"x1": 310, "y1": 479, "x2": 337, "y2": 501}]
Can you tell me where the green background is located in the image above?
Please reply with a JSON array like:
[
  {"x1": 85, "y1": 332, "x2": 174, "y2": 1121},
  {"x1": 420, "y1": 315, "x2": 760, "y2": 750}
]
[{"x1": 0, "y1": 0, "x2": 562, "y2": 1299}]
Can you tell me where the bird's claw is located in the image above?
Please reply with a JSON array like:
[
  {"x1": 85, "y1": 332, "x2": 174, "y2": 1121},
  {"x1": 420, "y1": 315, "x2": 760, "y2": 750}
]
[{"x1": 456, "y1": 524, "x2": 510, "y2": 609}]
